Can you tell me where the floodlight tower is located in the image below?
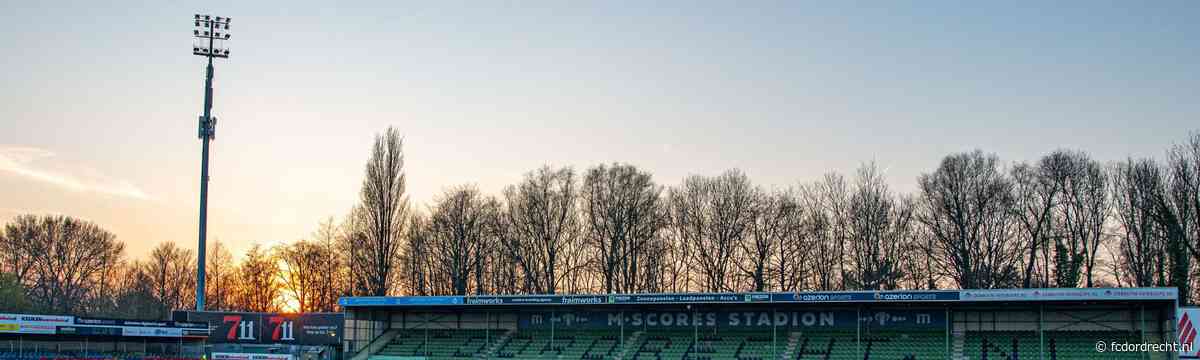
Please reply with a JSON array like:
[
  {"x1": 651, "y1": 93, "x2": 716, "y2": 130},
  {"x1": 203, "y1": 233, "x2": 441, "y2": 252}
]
[{"x1": 192, "y1": 14, "x2": 230, "y2": 311}]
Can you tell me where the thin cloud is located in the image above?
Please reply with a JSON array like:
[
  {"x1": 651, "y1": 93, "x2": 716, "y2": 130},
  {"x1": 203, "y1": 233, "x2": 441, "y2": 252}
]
[{"x1": 0, "y1": 145, "x2": 150, "y2": 200}]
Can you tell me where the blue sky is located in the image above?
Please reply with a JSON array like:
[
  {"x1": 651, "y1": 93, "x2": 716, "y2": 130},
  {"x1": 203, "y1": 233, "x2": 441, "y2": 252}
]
[{"x1": 1, "y1": 1, "x2": 1197, "y2": 258}]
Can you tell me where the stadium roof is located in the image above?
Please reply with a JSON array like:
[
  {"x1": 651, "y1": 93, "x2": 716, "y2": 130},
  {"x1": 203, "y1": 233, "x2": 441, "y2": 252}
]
[{"x1": 338, "y1": 287, "x2": 1178, "y2": 308}]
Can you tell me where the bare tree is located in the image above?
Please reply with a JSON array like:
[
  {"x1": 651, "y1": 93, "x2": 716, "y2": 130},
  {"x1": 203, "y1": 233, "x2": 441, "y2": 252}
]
[
  {"x1": 276, "y1": 240, "x2": 332, "y2": 312},
  {"x1": 900, "y1": 219, "x2": 942, "y2": 290},
  {"x1": 339, "y1": 207, "x2": 374, "y2": 296},
  {"x1": 917, "y1": 151, "x2": 1022, "y2": 289},
  {"x1": 1049, "y1": 151, "x2": 1109, "y2": 287},
  {"x1": 1112, "y1": 159, "x2": 1171, "y2": 288},
  {"x1": 1154, "y1": 154, "x2": 1193, "y2": 304},
  {"x1": 799, "y1": 174, "x2": 849, "y2": 290},
  {"x1": 486, "y1": 219, "x2": 521, "y2": 295},
  {"x1": 658, "y1": 225, "x2": 692, "y2": 293},
  {"x1": 0, "y1": 215, "x2": 125, "y2": 315},
  {"x1": 845, "y1": 163, "x2": 913, "y2": 290},
  {"x1": 143, "y1": 242, "x2": 195, "y2": 319},
  {"x1": 581, "y1": 163, "x2": 665, "y2": 294},
  {"x1": 769, "y1": 188, "x2": 809, "y2": 292},
  {"x1": 232, "y1": 244, "x2": 281, "y2": 312},
  {"x1": 1172, "y1": 134, "x2": 1200, "y2": 270},
  {"x1": 0, "y1": 216, "x2": 40, "y2": 289},
  {"x1": 557, "y1": 229, "x2": 595, "y2": 294},
  {"x1": 401, "y1": 213, "x2": 432, "y2": 296},
  {"x1": 636, "y1": 234, "x2": 674, "y2": 293},
  {"x1": 205, "y1": 240, "x2": 234, "y2": 311},
  {"x1": 1010, "y1": 156, "x2": 1067, "y2": 288},
  {"x1": 275, "y1": 226, "x2": 343, "y2": 312},
  {"x1": 109, "y1": 262, "x2": 158, "y2": 320},
  {"x1": 502, "y1": 166, "x2": 581, "y2": 294},
  {"x1": 425, "y1": 185, "x2": 501, "y2": 295},
  {"x1": 356, "y1": 127, "x2": 410, "y2": 296},
  {"x1": 667, "y1": 170, "x2": 757, "y2": 292},
  {"x1": 738, "y1": 188, "x2": 800, "y2": 292},
  {"x1": 312, "y1": 217, "x2": 347, "y2": 311}
]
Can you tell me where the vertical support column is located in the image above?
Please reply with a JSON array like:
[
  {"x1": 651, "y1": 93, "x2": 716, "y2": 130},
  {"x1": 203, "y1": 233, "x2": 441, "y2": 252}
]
[
  {"x1": 944, "y1": 307, "x2": 950, "y2": 360},
  {"x1": 772, "y1": 307, "x2": 778, "y2": 360},
  {"x1": 1139, "y1": 306, "x2": 1146, "y2": 360},
  {"x1": 1156, "y1": 306, "x2": 1166, "y2": 360},
  {"x1": 196, "y1": 55, "x2": 215, "y2": 311},
  {"x1": 856, "y1": 306, "x2": 862, "y2": 359},
  {"x1": 1039, "y1": 305, "x2": 1044, "y2": 360},
  {"x1": 551, "y1": 309, "x2": 556, "y2": 354},
  {"x1": 620, "y1": 309, "x2": 625, "y2": 352}
]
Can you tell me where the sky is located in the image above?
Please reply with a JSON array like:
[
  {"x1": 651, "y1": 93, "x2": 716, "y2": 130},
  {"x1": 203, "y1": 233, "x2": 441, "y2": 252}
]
[{"x1": 1, "y1": 1, "x2": 1198, "y2": 260}]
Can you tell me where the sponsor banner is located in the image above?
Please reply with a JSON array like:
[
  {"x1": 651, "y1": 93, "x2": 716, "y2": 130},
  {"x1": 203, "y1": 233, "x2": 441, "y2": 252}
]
[
  {"x1": 0, "y1": 313, "x2": 201, "y2": 337},
  {"x1": 213, "y1": 353, "x2": 293, "y2": 360},
  {"x1": 0, "y1": 324, "x2": 56, "y2": 334},
  {"x1": 175, "y1": 321, "x2": 208, "y2": 329},
  {"x1": 183, "y1": 328, "x2": 211, "y2": 337},
  {"x1": 463, "y1": 294, "x2": 770, "y2": 305},
  {"x1": 89, "y1": 326, "x2": 123, "y2": 336},
  {"x1": 961, "y1": 288, "x2": 1177, "y2": 302},
  {"x1": 0, "y1": 314, "x2": 74, "y2": 325},
  {"x1": 517, "y1": 310, "x2": 945, "y2": 330},
  {"x1": 0, "y1": 313, "x2": 74, "y2": 334},
  {"x1": 20, "y1": 325, "x2": 57, "y2": 334},
  {"x1": 871, "y1": 291, "x2": 961, "y2": 302},
  {"x1": 341, "y1": 288, "x2": 1173, "y2": 308},
  {"x1": 56, "y1": 326, "x2": 122, "y2": 336},
  {"x1": 122, "y1": 326, "x2": 183, "y2": 337},
  {"x1": 771, "y1": 292, "x2": 872, "y2": 302},
  {"x1": 74, "y1": 318, "x2": 120, "y2": 326},
  {"x1": 771, "y1": 291, "x2": 960, "y2": 303},
  {"x1": 0, "y1": 314, "x2": 68, "y2": 334},
  {"x1": 610, "y1": 293, "x2": 770, "y2": 304},
  {"x1": 75, "y1": 317, "x2": 209, "y2": 329},
  {"x1": 339, "y1": 296, "x2": 461, "y2": 306},
  {"x1": 179, "y1": 312, "x2": 341, "y2": 345},
  {"x1": 122, "y1": 320, "x2": 171, "y2": 327}
]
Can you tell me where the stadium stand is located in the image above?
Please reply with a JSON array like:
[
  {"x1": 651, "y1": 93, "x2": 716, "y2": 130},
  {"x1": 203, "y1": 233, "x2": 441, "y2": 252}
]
[
  {"x1": 367, "y1": 328, "x2": 1175, "y2": 360},
  {"x1": 360, "y1": 328, "x2": 1169, "y2": 359},
  {"x1": 340, "y1": 288, "x2": 1178, "y2": 360},
  {"x1": 0, "y1": 313, "x2": 207, "y2": 360}
]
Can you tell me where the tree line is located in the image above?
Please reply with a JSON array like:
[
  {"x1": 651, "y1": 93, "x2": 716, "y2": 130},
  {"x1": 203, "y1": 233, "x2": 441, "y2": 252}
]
[{"x1": 1, "y1": 128, "x2": 1197, "y2": 318}]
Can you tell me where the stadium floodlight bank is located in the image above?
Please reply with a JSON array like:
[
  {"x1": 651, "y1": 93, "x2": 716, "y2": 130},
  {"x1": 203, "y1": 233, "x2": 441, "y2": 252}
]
[{"x1": 340, "y1": 288, "x2": 1181, "y2": 360}]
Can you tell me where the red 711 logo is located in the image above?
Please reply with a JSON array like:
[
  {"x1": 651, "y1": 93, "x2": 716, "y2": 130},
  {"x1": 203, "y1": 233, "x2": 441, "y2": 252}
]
[
  {"x1": 223, "y1": 315, "x2": 256, "y2": 341},
  {"x1": 268, "y1": 316, "x2": 296, "y2": 341}
]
